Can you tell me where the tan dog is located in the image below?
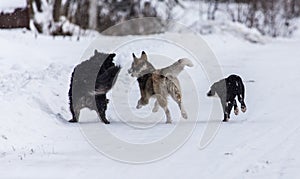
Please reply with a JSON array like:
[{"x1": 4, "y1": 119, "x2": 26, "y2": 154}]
[{"x1": 128, "y1": 51, "x2": 193, "y2": 123}]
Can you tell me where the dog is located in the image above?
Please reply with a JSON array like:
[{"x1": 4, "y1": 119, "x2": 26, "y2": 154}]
[
  {"x1": 207, "y1": 74, "x2": 247, "y2": 122},
  {"x1": 69, "y1": 50, "x2": 121, "y2": 124},
  {"x1": 128, "y1": 51, "x2": 193, "y2": 123}
]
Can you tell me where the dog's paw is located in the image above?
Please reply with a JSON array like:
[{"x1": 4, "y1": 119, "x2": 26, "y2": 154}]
[
  {"x1": 223, "y1": 118, "x2": 229, "y2": 122},
  {"x1": 166, "y1": 120, "x2": 172, "y2": 124},
  {"x1": 241, "y1": 106, "x2": 247, "y2": 113},
  {"x1": 69, "y1": 119, "x2": 78, "y2": 123},
  {"x1": 181, "y1": 112, "x2": 188, "y2": 119},
  {"x1": 136, "y1": 104, "x2": 142, "y2": 109},
  {"x1": 234, "y1": 108, "x2": 239, "y2": 115},
  {"x1": 103, "y1": 120, "x2": 110, "y2": 124}
]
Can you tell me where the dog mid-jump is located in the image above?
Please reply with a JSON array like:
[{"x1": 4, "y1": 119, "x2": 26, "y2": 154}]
[{"x1": 128, "y1": 51, "x2": 193, "y2": 123}]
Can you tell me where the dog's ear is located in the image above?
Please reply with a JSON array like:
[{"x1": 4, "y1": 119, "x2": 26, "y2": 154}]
[
  {"x1": 132, "y1": 53, "x2": 137, "y2": 59},
  {"x1": 110, "y1": 53, "x2": 116, "y2": 58},
  {"x1": 141, "y1": 51, "x2": 147, "y2": 61},
  {"x1": 94, "y1": 49, "x2": 98, "y2": 55}
]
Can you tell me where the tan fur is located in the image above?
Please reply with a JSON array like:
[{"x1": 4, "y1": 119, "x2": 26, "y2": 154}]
[{"x1": 128, "y1": 51, "x2": 192, "y2": 123}]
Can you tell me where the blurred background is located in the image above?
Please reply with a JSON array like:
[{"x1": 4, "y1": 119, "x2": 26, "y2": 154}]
[{"x1": 1, "y1": 0, "x2": 300, "y2": 40}]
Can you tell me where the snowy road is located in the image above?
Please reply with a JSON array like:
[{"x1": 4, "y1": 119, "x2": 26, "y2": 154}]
[{"x1": 0, "y1": 29, "x2": 300, "y2": 179}]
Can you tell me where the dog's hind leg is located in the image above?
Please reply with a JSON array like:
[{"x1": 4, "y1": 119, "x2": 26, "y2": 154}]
[
  {"x1": 233, "y1": 99, "x2": 239, "y2": 115},
  {"x1": 237, "y1": 77, "x2": 247, "y2": 113},
  {"x1": 95, "y1": 95, "x2": 110, "y2": 124},
  {"x1": 69, "y1": 105, "x2": 80, "y2": 123},
  {"x1": 169, "y1": 84, "x2": 188, "y2": 119},
  {"x1": 173, "y1": 95, "x2": 188, "y2": 119},
  {"x1": 238, "y1": 95, "x2": 247, "y2": 113},
  {"x1": 156, "y1": 95, "x2": 172, "y2": 123}
]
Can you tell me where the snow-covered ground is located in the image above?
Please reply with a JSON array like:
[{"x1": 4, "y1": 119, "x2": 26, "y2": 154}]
[
  {"x1": 1, "y1": 28, "x2": 300, "y2": 179},
  {"x1": 0, "y1": 0, "x2": 27, "y2": 13}
]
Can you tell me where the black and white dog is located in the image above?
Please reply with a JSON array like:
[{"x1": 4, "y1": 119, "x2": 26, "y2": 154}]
[
  {"x1": 68, "y1": 50, "x2": 121, "y2": 124},
  {"x1": 207, "y1": 74, "x2": 247, "y2": 122}
]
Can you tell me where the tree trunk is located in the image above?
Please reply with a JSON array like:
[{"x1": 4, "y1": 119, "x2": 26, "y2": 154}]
[
  {"x1": 53, "y1": 0, "x2": 62, "y2": 22},
  {"x1": 88, "y1": 0, "x2": 97, "y2": 29}
]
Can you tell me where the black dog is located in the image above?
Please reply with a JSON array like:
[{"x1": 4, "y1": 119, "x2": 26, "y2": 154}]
[
  {"x1": 207, "y1": 74, "x2": 247, "y2": 122},
  {"x1": 68, "y1": 50, "x2": 121, "y2": 124}
]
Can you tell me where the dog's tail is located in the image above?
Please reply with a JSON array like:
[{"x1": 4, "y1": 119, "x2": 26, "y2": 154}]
[
  {"x1": 178, "y1": 58, "x2": 194, "y2": 67},
  {"x1": 160, "y1": 58, "x2": 193, "y2": 77}
]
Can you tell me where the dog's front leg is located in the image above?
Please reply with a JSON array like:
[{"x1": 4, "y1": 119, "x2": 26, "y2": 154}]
[
  {"x1": 152, "y1": 100, "x2": 159, "y2": 112},
  {"x1": 136, "y1": 97, "x2": 150, "y2": 109},
  {"x1": 136, "y1": 98, "x2": 143, "y2": 109}
]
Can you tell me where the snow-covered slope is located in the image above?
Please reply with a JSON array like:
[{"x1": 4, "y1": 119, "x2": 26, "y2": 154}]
[
  {"x1": 0, "y1": 0, "x2": 26, "y2": 13},
  {"x1": 1, "y1": 29, "x2": 300, "y2": 178}
]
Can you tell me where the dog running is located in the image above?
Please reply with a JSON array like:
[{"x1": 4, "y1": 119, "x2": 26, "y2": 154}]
[
  {"x1": 128, "y1": 51, "x2": 193, "y2": 123},
  {"x1": 207, "y1": 74, "x2": 247, "y2": 122}
]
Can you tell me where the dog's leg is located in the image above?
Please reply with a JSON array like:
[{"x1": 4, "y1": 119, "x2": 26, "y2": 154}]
[
  {"x1": 227, "y1": 100, "x2": 234, "y2": 119},
  {"x1": 95, "y1": 95, "x2": 110, "y2": 124},
  {"x1": 136, "y1": 96, "x2": 150, "y2": 109},
  {"x1": 152, "y1": 100, "x2": 159, "y2": 112},
  {"x1": 237, "y1": 78, "x2": 247, "y2": 113},
  {"x1": 69, "y1": 106, "x2": 80, "y2": 123},
  {"x1": 136, "y1": 89, "x2": 147, "y2": 109},
  {"x1": 238, "y1": 95, "x2": 247, "y2": 113},
  {"x1": 163, "y1": 107, "x2": 172, "y2": 124},
  {"x1": 167, "y1": 78, "x2": 187, "y2": 119},
  {"x1": 221, "y1": 99, "x2": 230, "y2": 122},
  {"x1": 170, "y1": 90, "x2": 187, "y2": 119},
  {"x1": 157, "y1": 95, "x2": 172, "y2": 123},
  {"x1": 233, "y1": 99, "x2": 239, "y2": 115},
  {"x1": 136, "y1": 99, "x2": 143, "y2": 109}
]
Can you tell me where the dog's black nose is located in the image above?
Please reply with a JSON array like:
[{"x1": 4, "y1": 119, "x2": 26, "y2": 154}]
[{"x1": 207, "y1": 91, "x2": 213, "y2": 96}]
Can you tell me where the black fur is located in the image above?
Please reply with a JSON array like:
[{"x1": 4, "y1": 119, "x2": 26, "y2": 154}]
[
  {"x1": 68, "y1": 50, "x2": 120, "y2": 124},
  {"x1": 137, "y1": 73, "x2": 155, "y2": 97},
  {"x1": 207, "y1": 74, "x2": 247, "y2": 122}
]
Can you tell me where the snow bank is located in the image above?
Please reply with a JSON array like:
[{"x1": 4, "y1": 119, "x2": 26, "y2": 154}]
[
  {"x1": 0, "y1": 0, "x2": 27, "y2": 13},
  {"x1": 170, "y1": 1, "x2": 268, "y2": 43}
]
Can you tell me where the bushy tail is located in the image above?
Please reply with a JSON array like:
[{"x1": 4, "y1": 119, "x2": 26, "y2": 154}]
[
  {"x1": 160, "y1": 58, "x2": 193, "y2": 77},
  {"x1": 179, "y1": 58, "x2": 194, "y2": 67}
]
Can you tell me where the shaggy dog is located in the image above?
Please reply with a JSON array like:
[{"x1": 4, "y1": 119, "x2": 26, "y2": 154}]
[
  {"x1": 128, "y1": 51, "x2": 193, "y2": 123},
  {"x1": 69, "y1": 50, "x2": 121, "y2": 124},
  {"x1": 207, "y1": 74, "x2": 247, "y2": 122}
]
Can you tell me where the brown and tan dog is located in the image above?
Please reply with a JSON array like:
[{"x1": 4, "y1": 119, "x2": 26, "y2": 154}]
[{"x1": 128, "y1": 51, "x2": 193, "y2": 123}]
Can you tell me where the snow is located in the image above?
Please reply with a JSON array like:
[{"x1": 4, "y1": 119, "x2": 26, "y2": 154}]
[
  {"x1": 0, "y1": 0, "x2": 27, "y2": 13},
  {"x1": 1, "y1": 27, "x2": 300, "y2": 178},
  {"x1": 169, "y1": 1, "x2": 269, "y2": 43}
]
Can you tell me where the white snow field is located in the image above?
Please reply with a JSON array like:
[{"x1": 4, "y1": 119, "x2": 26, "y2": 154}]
[{"x1": 1, "y1": 29, "x2": 300, "y2": 179}]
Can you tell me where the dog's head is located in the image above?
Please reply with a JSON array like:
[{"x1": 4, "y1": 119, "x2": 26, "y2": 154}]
[
  {"x1": 128, "y1": 51, "x2": 155, "y2": 78},
  {"x1": 207, "y1": 89, "x2": 216, "y2": 97},
  {"x1": 207, "y1": 81, "x2": 220, "y2": 97},
  {"x1": 207, "y1": 79, "x2": 227, "y2": 99}
]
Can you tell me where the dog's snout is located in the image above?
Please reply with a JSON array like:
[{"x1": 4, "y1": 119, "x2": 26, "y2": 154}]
[{"x1": 207, "y1": 90, "x2": 214, "y2": 97}]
